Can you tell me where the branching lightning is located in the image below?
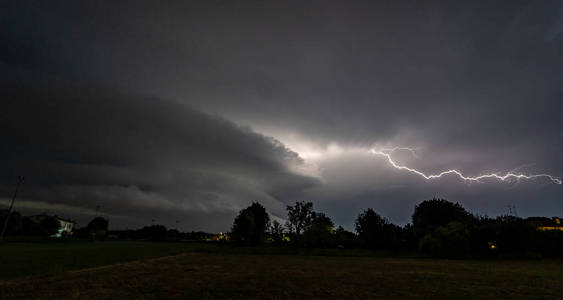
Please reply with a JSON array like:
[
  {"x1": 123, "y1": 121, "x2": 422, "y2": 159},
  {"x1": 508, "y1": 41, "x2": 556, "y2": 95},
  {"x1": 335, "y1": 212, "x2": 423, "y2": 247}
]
[{"x1": 370, "y1": 147, "x2": 562, "y2": 185}]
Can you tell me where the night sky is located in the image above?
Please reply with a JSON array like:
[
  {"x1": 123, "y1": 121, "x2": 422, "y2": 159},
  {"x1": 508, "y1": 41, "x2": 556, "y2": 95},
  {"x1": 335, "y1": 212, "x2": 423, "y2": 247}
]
[{"x1": 1, "y1": 1, "x2": 562, "y2": 232}]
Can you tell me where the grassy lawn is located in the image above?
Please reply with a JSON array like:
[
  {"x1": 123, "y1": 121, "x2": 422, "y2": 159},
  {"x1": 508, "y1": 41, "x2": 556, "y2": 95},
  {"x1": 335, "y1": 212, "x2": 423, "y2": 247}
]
[
  {"x1": 0, "y1": 240, "x2": 395, "y2": 280},
  {"x1": 0, "y1": 240, "x2": 199, "y2": 279},
  {"x1": 1, "y1": 241, "x2": 562, "y2": 299}
]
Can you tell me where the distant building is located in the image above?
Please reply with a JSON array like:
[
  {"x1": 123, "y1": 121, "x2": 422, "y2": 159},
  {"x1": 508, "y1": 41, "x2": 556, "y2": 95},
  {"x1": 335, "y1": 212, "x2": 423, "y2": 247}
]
[
  {"x1": 29, "y1": 214, "x2": 75, "y2": 237},
  {"x1": 54, "y1": 217, "x2": 75, "y2": 237},
  {"x1": 215, "y1": 232, "x2": 230, "y2": 241},
  {"x1": 526, "y1": 217, "x2": 563, "y2": 231}
]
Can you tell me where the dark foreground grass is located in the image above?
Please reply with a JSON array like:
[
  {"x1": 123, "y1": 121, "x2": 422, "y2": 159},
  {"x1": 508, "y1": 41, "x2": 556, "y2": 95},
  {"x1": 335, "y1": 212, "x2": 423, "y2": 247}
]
[
  {"x1": 1, "y1": 241, "x2": 562, "y2": 299},
  {"x1": 0, "y1": 241, "x2": 199, "y2": 279},
  {"x1": 0, "y1": 240, "x2": 397, "y2": 280}
]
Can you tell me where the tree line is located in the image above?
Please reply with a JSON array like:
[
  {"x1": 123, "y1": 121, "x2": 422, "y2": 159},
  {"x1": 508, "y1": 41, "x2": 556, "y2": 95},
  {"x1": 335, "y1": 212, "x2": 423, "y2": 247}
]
[
  {"x1": 231, "y1": 198, "x2": 563, "y2": 258},
  {"x1": 0, "y1": 211, "x2": 217, "y2": 242},
  {"x1": 4, "y1": 198, "x2": 563, "y2": 258},
  {"x1": 0, "y1": 211, "x2": 61, "y2": 237}
]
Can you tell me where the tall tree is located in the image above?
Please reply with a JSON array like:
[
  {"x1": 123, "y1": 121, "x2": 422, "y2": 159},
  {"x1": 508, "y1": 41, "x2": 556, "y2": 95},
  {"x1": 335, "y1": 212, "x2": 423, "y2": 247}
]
[
  {"x1": 412, "y1": 198, "x2": 474, "y2": 237},
  {"x1": 303, "y1": 212, "x2": 335, "y2": 247},
  {"x1": 355, "y1": 208, "x2": 398, "y2": 249},
  {"x1": 87, "y1": 216, "x2": 109, "y2": 239},
  {"x1": 286, "y1": 201, "x2": 315, "y2": 237},
  {"x1": 231, "y1": 202, "x2": 270, "y2": 242}
]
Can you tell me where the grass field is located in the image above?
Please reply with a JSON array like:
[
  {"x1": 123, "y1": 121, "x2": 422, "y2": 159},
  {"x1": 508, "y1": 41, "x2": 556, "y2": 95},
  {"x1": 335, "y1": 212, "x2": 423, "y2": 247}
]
[{"x1": 1, "y1": 241, "x2": 562, "y2": 299}]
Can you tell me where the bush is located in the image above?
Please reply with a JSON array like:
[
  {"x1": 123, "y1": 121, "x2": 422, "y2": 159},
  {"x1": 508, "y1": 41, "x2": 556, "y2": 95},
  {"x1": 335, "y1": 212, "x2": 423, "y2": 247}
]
[{"x1": 419, "y1": 221, "x2": 470, "y2": 257}]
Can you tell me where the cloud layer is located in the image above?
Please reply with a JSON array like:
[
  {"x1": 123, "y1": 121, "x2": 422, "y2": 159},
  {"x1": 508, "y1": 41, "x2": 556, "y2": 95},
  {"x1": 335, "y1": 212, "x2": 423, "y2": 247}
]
[
  {"x1": 0, "y1": 69, "x2": 319, "y2": 230},
  {"x1": 1, "y1": 1, "x2": 562, "y2": 230}
]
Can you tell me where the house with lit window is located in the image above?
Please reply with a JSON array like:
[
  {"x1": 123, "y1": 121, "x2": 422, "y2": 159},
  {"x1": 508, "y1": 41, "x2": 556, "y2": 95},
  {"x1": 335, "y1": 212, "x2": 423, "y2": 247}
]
[
  {"x1": 526, "y1": 217, "x2": 563, "y2": 231},
  {"x1": 29, "y1": 214, "x2": 75, "y2": 237},
  {"x1": 53, "y1": 217, "x2": 75, "y2": 237}
]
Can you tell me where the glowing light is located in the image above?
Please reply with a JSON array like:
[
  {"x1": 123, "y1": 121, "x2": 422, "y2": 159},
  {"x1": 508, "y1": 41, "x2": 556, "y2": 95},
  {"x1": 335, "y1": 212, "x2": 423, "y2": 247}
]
[
  {"x1": 370, "y1": 147, "x2": 562, "y2": 185},
  {"x1": 537, "y1": 226, "x2": 563, "y2": 231}
]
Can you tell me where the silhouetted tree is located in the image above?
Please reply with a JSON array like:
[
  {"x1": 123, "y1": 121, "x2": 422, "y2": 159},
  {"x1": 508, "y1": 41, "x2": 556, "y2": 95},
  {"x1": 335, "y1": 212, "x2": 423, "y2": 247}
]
[
  {"x1": 232, "y1": 202, "x2": 270, "y2": 242},
  {"x1": 467, "y1": 215, "x2": 563, "y2": 258},
  {"x1": 39, "y1": 216, "x2": 61, "y2": 236},
  {"x1": 87, "y1": 216, "x2": 109, "y2": 239},
  {"x1": 269, "y1": 220, "x2": 285, "y2": 243},
  {"x1": 286, "y1": 201, "x2": 315, "y2": 238},
  {"x1": 303, "y1": 212, "x2": 335, "y2": 247},
  {"x1": 412, "y1": 198, "x2": 474, "y2": 238},
  {"x1": 355, "y1": 208, "x2": 391, "y2": 249},
  {"x1": 418, "y1": 221, "x2": 470, "y2": 257},
  {"x1": 0, "y1": 210, "x2": 23, "y2": 235},
  {"x1": 401, "y1": 224, "x2": 418, "y2": 250},
  {"x1": 335, "y1": 226, "x2": 359, "y2": 248},
  {"x1": 355, "y1": 208, "x2": 405, "y2": 250},
  {"x1": 21, "y1": 216, "x2": 42, "y2": 235},
  {"x1": 138, "y1": 225, "x2": 168, "y2": 240},
  {"x1": 74, "y1": 226, "x2": 89, "y2": 238},
  {"x1": 535, "y1": 230, "x2": 563, "y2": 258},
  {"x1": 490, "y1": 216, "x2": 537, "y2": 255},
  {"x1": 167, "y1": 229, "x2": 179, "y2": 239}
]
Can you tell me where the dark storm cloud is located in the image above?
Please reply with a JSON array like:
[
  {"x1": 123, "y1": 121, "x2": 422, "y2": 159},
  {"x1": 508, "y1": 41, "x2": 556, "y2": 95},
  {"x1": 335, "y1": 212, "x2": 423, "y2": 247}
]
[
  {"x1": 1, "y1": 1, "x2": 562, "y2": 228},
  {"x1": 0, "y1": 67, "x2": 319, "y2": 230},
  {"x1": 3, "y1": 1, "x2": 560, "y2": 149}
]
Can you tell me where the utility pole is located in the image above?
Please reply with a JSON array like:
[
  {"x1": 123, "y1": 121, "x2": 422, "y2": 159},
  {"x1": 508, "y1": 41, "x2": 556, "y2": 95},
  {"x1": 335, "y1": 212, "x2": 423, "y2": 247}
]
[
  {"x1": 0, "y1": 176, "x2": 24, "y2": 243},
  {"x1": 505, "y1": 205, "x2": 513, "y2": 216},
  {"x1": 512, "y1": 204, "x2": 518, "y2": 217},
  {"x1": 505, "y1": 204, "x2": 518, "y2": 217}
]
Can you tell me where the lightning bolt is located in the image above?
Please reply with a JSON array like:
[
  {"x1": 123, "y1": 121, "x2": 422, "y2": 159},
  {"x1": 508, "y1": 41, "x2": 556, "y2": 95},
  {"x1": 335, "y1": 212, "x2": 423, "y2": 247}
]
[{"x1": 370, "y1": 147, "x2": 562, "y2": 185}]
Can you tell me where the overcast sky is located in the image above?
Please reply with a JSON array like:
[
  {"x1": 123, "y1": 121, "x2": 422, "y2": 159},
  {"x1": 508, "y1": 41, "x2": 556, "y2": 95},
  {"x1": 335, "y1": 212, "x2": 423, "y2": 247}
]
[{"x1": 1, "y1": 1, "x2": 562, "y2": 231}]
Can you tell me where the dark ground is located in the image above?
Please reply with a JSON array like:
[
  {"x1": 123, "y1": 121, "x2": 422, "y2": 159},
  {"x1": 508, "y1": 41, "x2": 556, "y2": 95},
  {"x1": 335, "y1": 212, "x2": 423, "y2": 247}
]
[{"x1": 1, "y1": 241, "x2": 562, "y2": 299}]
